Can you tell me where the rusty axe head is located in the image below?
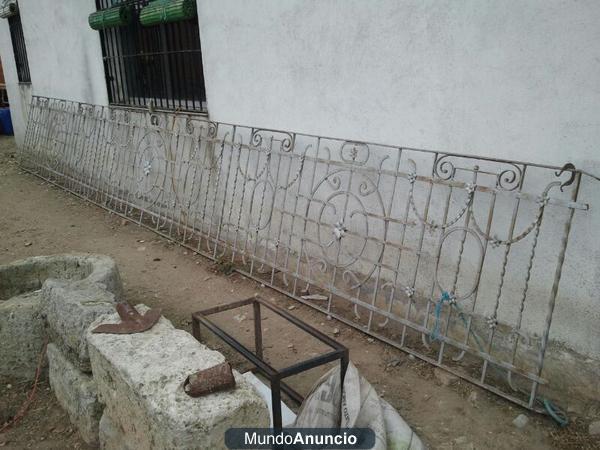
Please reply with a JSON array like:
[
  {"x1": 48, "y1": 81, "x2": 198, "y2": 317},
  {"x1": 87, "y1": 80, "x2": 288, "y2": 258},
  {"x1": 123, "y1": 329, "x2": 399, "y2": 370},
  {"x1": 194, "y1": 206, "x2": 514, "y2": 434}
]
[{"x1": 92, "y1": 303, "x2": 162, "y2": 334}]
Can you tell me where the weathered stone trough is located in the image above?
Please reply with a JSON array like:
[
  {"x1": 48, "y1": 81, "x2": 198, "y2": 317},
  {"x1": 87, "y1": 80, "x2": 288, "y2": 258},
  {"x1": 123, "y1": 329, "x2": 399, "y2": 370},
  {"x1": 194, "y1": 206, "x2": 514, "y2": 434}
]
[
  {"x1": 0, "y1": 254, "x2": 122, "y2": 380},
  {"x1": 0, "y1": 254, "x2": 269, "y2": 448}
]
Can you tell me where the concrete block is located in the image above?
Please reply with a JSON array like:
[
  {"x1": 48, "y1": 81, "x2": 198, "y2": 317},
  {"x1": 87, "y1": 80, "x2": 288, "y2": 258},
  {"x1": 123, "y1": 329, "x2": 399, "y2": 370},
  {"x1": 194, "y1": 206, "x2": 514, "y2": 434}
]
[
  {"x1": 0, "y1": 291, "x2": 45, "y2": 380},
  {"x1": 47, "y1": 343, "x2": 103, "y2": 447},
  {"x1": 87, "y1": 305, "x2": 269, "y2": 450}
]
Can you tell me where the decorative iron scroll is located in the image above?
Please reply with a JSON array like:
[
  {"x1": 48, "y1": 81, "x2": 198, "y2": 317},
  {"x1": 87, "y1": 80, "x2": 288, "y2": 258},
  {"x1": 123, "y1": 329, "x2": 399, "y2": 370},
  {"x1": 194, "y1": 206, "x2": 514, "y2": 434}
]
[{"x1": 20, "y1": 96, "x2": 591, "y2": 413}]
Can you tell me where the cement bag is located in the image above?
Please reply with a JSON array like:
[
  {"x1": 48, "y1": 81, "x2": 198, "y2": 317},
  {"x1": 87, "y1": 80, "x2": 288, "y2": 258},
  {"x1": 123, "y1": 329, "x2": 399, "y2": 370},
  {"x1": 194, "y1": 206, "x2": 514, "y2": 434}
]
[{"x1": 294, "y1": 362, "x2": 425, "y2": 450}]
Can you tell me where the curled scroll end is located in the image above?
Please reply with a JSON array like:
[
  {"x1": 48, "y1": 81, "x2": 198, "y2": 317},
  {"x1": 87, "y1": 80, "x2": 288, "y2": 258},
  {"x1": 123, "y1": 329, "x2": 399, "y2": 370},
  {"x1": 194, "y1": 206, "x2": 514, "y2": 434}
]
[{"x1": 554, "y1": 162, "x2": 576, "y2": 192}]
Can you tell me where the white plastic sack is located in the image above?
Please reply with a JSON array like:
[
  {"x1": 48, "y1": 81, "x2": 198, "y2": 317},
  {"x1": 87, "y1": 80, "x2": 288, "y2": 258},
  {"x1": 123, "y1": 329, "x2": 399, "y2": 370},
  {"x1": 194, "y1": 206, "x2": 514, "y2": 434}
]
[{"x1": 294, "y1": 362, "x2": 425, "y2": 450}]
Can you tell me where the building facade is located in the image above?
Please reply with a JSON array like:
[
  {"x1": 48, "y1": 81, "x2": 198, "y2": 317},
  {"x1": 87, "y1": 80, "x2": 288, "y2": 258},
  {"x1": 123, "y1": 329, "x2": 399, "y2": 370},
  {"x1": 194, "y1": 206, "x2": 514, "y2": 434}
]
[{"x1": 0, "y1": 0, "x2": 599, "y2": 390}]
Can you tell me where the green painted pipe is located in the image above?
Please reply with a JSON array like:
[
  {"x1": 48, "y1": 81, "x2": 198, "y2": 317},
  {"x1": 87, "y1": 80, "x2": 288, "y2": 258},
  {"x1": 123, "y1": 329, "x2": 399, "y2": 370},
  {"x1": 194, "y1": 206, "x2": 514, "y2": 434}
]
[
  {"x1": 89, "y1": 5, "x2": 132, "y2": 30},
  {"x1": 139, "y1": 0, "x2": 196, "y2": 27}
]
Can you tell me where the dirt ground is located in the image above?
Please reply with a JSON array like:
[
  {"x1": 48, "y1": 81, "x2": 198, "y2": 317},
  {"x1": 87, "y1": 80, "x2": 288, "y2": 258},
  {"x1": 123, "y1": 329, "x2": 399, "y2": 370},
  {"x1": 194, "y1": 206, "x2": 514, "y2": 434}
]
[{"x1": 0, "y1": 135, "x2": 597, "y2": 449}]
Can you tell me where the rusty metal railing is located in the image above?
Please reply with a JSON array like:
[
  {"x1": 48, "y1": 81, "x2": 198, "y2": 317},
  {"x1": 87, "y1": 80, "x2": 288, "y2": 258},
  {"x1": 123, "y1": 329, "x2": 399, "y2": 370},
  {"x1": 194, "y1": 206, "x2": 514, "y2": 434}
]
[{"x1": 19, "y1": 95, "x2": 595, "y2": 413}]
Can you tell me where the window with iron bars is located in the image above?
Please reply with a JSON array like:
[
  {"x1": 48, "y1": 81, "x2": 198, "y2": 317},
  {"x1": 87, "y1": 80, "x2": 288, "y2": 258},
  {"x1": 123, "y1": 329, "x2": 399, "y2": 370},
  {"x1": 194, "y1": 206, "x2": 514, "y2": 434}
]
[
  {"x1": 8, "y1": 11, "x2": 31, "y2": 83},
  {"x1": 96, "y1": 0, "x2": 207, "y2": 113}
]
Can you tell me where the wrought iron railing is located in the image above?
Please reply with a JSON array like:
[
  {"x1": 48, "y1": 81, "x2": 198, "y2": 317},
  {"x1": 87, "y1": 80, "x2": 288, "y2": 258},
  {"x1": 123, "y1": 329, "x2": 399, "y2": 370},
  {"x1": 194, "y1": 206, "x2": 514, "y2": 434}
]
[{"x1": 19, "y1": 95, "x2": 595, "y2": 413}]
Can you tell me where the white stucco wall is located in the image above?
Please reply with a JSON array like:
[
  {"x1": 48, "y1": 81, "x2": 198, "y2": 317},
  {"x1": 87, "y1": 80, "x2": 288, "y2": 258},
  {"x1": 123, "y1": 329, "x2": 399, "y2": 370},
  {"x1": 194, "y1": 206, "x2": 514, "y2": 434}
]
[
  {"x1": 195, "y1": 0, "x2": 600, "y2": 359},
  {"x1": 0, "y1": 0, "x2": 108, "y2": 146},
  {"x1": 197, "y1": 0, "x2": 600, "y2": 170}
]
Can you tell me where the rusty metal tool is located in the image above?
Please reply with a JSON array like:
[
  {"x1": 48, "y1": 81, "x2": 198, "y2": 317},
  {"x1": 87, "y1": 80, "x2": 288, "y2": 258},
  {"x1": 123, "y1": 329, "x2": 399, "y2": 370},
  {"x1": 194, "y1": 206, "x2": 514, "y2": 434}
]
[
  {"x1": 92, "y1": 303, "x2": 162, "y2": 334},
  {"x1": 183, "y1": 362, "x2": 236, "y2": 397}
]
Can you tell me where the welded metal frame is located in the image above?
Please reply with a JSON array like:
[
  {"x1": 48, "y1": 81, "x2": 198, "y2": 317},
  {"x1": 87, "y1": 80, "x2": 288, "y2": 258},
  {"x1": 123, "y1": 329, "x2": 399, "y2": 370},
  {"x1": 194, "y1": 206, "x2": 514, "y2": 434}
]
[
  {"x1": 191, "y1": 296, "x2": 350, "y2": 430},
  {"x1": 18, "y1": 95, "x2": 597, "y2": 414}
]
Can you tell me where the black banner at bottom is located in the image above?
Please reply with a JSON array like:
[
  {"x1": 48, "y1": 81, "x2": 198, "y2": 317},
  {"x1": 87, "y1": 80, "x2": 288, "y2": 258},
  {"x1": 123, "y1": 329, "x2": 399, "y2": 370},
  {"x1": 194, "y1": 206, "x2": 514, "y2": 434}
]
[{"x1": 225, "y1": 428, "x2": 375, "y2": 449}]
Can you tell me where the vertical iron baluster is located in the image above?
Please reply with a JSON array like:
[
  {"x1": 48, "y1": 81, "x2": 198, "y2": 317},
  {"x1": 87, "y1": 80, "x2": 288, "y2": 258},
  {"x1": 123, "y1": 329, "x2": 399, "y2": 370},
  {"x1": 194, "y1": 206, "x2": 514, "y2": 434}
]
[
  {"x1": 453, "y1": 184, "x2": 498, "y2": 362},
  {"x1": 231, "y1": 131, "x2": 255, "y2": 262},
  {"x1": 379, "y1": 148, "x2": 408, "y2": 328},
  {"x1": 400, "y1": 155, "x2": 436, "y2": 347},
  {"x1": 326, "y1": 148, "x2": 356, "y2": 315},
  {"x1": 292, "y1": 138, "x2": 321, "y2": 297},
  {"x1": 187, "y1": 124, "x2": 211, "y2": 250},
  {"x1": 420, "y1": 184, "x2": 453, "y2": 347},
  {"x1": 223, "y1": 128, "x2": 243, "y2": 260},
  {"x1": 212, "y1": 127, "x2": 237, "y2": 258},
  {"x1": 248, "y1": 138, "x2": 274, "y2": 276},
  {"x1": 436, "y1": 169, "x2": 479, "y2": 363},
  {"x1": 529, "y1": 173, "x2": 581, "y2": 408},
  {"x1": 270, "y1": 143, "x2": 305, "y2": 286},
  {"x1": 480, "y1": 174, "x2": 526, "y2": 385},
  {"x1": 366, "y1": 153, "x2": 395, "y2": 331}
]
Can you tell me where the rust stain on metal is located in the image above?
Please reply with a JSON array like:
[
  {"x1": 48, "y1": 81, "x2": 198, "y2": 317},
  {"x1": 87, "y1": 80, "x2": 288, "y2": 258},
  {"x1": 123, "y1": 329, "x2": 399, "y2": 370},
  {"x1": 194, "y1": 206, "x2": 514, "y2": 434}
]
[
  {"x1": 92, "y1": 303, "x2": 162, "y2": 334},
  {"x1": 183, "y1": 362, "x2": 236, "y2": 397}
]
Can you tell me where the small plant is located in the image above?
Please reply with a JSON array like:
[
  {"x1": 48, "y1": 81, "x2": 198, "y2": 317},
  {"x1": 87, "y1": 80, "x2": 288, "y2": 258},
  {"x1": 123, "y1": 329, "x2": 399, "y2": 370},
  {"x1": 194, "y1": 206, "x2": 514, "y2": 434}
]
[{"x1": 214, "y1": 257, "x2": 234, "y2": 275}]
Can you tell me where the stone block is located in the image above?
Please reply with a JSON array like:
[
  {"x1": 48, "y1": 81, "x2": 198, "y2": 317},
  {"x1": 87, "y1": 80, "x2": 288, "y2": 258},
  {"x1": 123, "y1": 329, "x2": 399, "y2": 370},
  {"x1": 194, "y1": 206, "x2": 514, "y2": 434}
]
[
  {"x1": 87, "y1": 305, "x2": 269, "y2": 450},
  {"x1": 43, "y1": 281, "x2": 118, "y2": 372},
  {"x1": 0, "y1": 291, "x2": 45, "y2": 380},
  {"x1": 47, "y1": 343, "x2": 103, "y2": 446}
]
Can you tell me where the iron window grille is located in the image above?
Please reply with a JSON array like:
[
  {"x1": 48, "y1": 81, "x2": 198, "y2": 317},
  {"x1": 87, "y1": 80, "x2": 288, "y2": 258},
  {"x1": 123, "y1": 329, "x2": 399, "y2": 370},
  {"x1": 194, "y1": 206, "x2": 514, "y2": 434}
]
[
  {"x1": 8, "y1": 11, "x2": 30, "y2": 83},
  {"x1": 96, "y1": 0, "x2": 207, "y2": 113}
]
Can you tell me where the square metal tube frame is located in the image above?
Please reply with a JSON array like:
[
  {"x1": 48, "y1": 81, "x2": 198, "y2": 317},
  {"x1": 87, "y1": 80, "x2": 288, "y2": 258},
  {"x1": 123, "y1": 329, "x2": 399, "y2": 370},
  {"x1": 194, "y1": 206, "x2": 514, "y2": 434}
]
[{"x1": 191, "y1": 296, "x2": 349, "y2": 429}]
